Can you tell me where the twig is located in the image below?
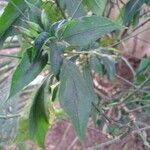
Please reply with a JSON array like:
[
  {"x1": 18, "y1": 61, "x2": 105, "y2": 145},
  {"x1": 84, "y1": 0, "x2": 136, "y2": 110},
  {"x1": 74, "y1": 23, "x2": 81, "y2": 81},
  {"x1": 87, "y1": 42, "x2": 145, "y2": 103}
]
[
  {"x1": 121, "y1": 57, "x2": 135, "y2": 78},
  {"x1": 0, "y1": 54, "x2": 21, "y2": 59},
  {"x1": 110, "y1": 26, "x2": 150, "y2": 47},
  {"x1": 67, "y1": 137, "x2": 78, "y2": 150},
  {"x1": 115, "y1": 74, "x2": 137, "y2": 88},
  {"x1": 132, "y1": 18, "x2": 150, "y2": 32},
  {"x1": 86, "y1": 124, "x2": 150, "y2": 150},
  {"x1": 0, "y1": 114, "x2": 20, "y2": 119},
  {"x1": 119, "y1": 77, "x2": 150, "y2": 105}
]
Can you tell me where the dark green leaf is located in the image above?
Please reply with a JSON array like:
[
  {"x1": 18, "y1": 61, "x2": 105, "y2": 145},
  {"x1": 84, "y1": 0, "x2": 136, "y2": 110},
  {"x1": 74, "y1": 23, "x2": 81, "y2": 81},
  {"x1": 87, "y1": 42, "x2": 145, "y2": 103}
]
[
  {"x1": 100, "y1": 54, "x2": 116, "y2": 80},
  {"x1": 132, "y1": 10, "x2": 140, "y2": 27},
  {"x1": 82, "y1": 62, "x2": 99, "y2": 103},
  {"x1": 57, "y1": 0, "x2": 85, "y2": 18},
  {"x1": 29, "y1": 76, "x2": 50, "y2": 147},
  {"x1": 34, "y1": 32, "x2": 49, "y2": 57},
  {"x1": 50, "y1": 42, "x2": 65, "y2": 76},
  {"x1": 25, "y1": 0, "x2": 42, "y2": 24},
  {"x1": 89, "y1": 55, "x2": 104, "y2": 75},
  {"x1": 123, "y1": 0, "x2": 145, "y2": 25},
  {"x1": 97, "y1": 118, "x2": 105, "y2": 129},
  {"x1": 61, "y1": 16, "x2": 121, "y2": 47},
  {"x1": 82, "y1": 62, "x2": 99, "y2": 124},
  {"x1": 85, "y1": 0, "x2": 107, "y2": 16},
  {"x1": 9, "y1": 48, "x2": 48, "y2": 98},
  {"x1": 59, "y1": 61, "x2": 92, "y2": 140},
  {"x1": 136, "y1": 57, "x2": 150, "y2": 75},
  {"x1": 145, "y1": 0, "x2": 150, "y2": 5}
]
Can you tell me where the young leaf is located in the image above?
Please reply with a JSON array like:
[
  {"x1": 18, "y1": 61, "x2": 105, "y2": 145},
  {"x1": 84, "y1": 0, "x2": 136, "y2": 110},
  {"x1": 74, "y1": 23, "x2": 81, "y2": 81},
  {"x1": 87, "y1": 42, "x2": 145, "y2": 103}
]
[
  {"x1": 29, "y1": 76, "x2": 51, "y2": 147},
  {"x1": 61, "y1": 16, "x2": 121, "y2": 47},
  {"x1": 9, "y1": 48, "x2": 48, "y2": 98},
  {"x1": 85, "y1": 0, "x2": 107, "y2": 16},
  {"x1": 49, "y1": 42, "x2": 65, "y2": 76},
  {"x1": 25, "y1": 20, "x2": 43, "y2": 32},
  {"x1": 58, "y1": 61, "x2": 92, "y2": 140},
  {"x1": 123, "y1": 0, "x2": 145, "y2": 25}
]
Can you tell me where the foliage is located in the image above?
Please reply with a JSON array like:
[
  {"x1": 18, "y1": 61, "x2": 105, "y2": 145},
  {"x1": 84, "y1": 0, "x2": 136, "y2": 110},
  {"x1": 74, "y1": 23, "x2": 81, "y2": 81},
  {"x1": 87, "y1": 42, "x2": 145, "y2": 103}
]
[{"x1": 0, "y1": 0, "x2": 150, "y2": 149}]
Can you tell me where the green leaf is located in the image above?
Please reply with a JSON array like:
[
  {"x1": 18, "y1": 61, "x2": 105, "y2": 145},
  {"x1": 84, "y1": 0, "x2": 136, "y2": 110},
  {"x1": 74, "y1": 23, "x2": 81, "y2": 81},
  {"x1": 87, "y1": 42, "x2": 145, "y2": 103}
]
[
  {"x1": 132, "y1": 10, "x2": 140, "y2": 27},
  {"x1": 9, "y1": 48, "x2": 48, "y2": 98},
  {"x1": 85, "y1": 0, "x2": 107, "y2": 16},
  {"x1": 16, "y1": 118, "x2": 29, "y2": 143},
  {"x1": 0, "y1": 0, "x2": 26, "y2": 39},
  {"x1": 51, "y1": 82, "x2": 59, "y2": 102},
  {"x1": 34, "y1": 32, "x2": 49, "y2": 57},
  {"x1": 136, "y1": 57, "x2": 150, "y2": 75},
  {"x1": 100, "y1": 54, "x2": 116, "y2": 80},
  {"x1": 89, "y1": 55, "x2": 104, "y2": 75},
  {"x1": 123, "y1": 0, "x2": 145, "y2": 25},
  {"x1": 61, "y1": 16, "x2": 121, "y2": 47},
  {"x1": 29, "y1": 76, "x2": 50, "y2": 147},
  {"x1": 57, "y1": 0, "x2": 85, "y2": 18},
  {"x1": 50, "y1": 42, "x2": 65, "y2": 76},
  {"x1": 82, "y1": 62, "x2": 99, "y2": 124},
  {"x1": 41, "y1": 9, "x2": 51, "y2": 31},
  {"x1": 82, "y1": 62, "x2": 99, "y2": 103},
  {"x1": 145, "y1": 0, "x2": 150, "y2": 5},
  {"x1": 58, "y1": 61, "x2": 92, "y2": 140}
]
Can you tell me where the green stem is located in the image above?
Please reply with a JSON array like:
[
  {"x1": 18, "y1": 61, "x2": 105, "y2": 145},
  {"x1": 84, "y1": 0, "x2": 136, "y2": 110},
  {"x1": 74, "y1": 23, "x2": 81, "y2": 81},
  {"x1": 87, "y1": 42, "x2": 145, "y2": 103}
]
[{"x1": 0, "y1": 54, "x2": 21, "y2": 59}]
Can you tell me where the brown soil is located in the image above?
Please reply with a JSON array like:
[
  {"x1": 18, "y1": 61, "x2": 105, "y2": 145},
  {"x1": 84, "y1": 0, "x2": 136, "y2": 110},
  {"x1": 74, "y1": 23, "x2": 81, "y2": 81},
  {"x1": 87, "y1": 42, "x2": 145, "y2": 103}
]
[{"x1": 45, "y1": 119, "x2": 147, "y2": 150}]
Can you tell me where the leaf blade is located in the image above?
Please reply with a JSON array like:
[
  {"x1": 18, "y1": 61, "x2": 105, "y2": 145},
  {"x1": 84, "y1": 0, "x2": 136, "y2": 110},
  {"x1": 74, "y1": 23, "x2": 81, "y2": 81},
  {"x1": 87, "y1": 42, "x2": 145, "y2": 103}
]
[
  {"x1": 123, "y1": 0, "x2": 145, "y2": 25},
  {"x1": 58, "y1": 61, "x2": 92, "y2": 140},
  {"x1": 9, "y1": 48, "x2": 48, "y2": 98},
  {"x1": 29, "y1": 76, "x2": 51, "y2": 147},
  {"x1": 61, "y1": 16, "x2": 121, "y2": 47}
]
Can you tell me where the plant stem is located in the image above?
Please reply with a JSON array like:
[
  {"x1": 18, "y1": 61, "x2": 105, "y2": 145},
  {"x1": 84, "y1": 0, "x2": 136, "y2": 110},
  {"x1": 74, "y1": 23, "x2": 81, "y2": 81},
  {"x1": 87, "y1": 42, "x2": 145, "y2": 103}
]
[
  {"x1": 0, "y1": 114, "x2": 20, "y2": 119},
  {"x1": 120, "y1": 77, "x2": 150, "y2": 105},
  {"x1": 0, "y1": 54, "x2": 21, "y2": 59}
]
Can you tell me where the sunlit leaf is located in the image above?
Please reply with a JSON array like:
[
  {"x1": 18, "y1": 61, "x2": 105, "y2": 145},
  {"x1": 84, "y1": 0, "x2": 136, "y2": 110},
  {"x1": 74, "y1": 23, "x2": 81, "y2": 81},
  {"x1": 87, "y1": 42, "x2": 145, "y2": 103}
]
[
  {"x1": 29, "y1": 76, "x2": 50, "y2": 147},
  {"x1": 9, "y1": 48, "x2": 48, "y2": 98},
  {"x1": 0, "y1": 0, "x2": 26, "y2": 38}
]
